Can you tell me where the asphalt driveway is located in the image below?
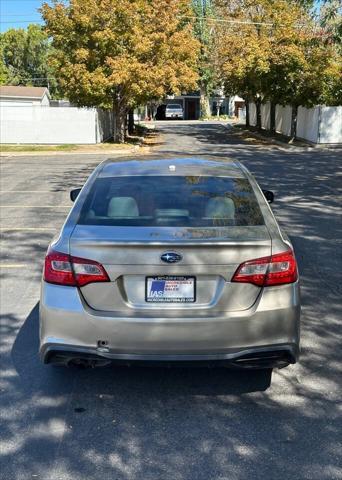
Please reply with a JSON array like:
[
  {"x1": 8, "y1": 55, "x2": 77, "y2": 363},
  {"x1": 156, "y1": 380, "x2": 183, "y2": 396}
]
[{"x1": 1, "y1": 122, "x2": 341, "y2": 480}]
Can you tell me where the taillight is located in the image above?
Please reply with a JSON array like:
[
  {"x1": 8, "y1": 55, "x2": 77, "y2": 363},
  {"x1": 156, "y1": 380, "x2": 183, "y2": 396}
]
[
  {"x1": 231, "y1": 250, "x2": 298, "y2": 287},
  {"x1": 44, "y1": 249, "x2": 109, "y2": 287}
]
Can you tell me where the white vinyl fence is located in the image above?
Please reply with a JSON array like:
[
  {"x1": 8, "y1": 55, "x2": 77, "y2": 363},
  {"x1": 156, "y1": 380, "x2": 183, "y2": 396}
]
[
  {"x1": 0, "y1": 106, "x2": 113, "y2": 144},
  {"x1": 248, "y1": 103, "x2": 257, "y2": 127},
  {"x1": 275, "y1": 105, "x2": 292, "y2": 137},
  {"x1": 247, "y1": 102, "x2": 342, "y2": 144}
]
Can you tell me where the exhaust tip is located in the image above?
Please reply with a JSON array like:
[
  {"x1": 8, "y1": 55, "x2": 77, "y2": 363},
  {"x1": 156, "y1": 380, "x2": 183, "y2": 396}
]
[
  {"x1": 67, "y1": 358, "x2": 94, "y2": 369},
  {"x1": 232, "y1": 350, "x2": 295, "y2": 369},
  {"x1": 47, "y1": 352, "x2": 111, "y2": 368}
]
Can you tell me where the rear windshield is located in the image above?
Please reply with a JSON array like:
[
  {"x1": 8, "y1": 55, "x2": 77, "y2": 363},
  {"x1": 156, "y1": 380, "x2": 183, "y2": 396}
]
[{"x1": 78, "y1": 176, "x2": 264, "y2": 227}]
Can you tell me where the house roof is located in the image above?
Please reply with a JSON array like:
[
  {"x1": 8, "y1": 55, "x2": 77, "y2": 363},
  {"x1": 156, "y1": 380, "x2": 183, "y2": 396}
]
[{"x1": 0, "y1": 86, "x2": 50, "y2": 99}]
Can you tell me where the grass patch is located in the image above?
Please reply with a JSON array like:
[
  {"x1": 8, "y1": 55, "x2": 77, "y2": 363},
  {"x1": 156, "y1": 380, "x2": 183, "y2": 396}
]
[
  {"x1": 0, "y1": 144, "x2": 78, "y2": 152},
  {"x1": 0, "y1": 143, "x2": 134, "y2": 153}
]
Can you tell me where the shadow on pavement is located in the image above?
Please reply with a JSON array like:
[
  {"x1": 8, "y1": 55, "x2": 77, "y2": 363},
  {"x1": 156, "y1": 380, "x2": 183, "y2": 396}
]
[
  {"x1": 1, "y1": 123, "x2": 341, "y2": 480},
  {"x1": 1, "y1": 302, "x2": 274, "y2": 479}
]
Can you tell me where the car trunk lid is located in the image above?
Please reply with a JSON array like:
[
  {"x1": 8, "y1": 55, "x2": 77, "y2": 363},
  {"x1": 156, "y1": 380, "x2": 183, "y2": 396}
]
[{"x1": 70, "y1": 225, "x2": 271, "y2": 314}]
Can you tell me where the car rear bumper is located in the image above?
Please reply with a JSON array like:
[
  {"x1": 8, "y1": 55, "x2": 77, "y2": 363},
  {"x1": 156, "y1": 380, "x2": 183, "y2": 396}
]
[
  {"x1": 39, "y1": 282, "x2": 300, "y2": 368},
  {"x1": 41, "y1": 343, "x2": 298, "y2": 369}
]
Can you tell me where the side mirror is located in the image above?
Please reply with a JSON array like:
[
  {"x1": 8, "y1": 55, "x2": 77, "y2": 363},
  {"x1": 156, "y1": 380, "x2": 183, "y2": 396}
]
[
  {"x1": 262, "y1": 190, "x2": 274, "y2": 204},
  {"x1": 70, "y1": 188, "x2": 82, "y2": 202}
]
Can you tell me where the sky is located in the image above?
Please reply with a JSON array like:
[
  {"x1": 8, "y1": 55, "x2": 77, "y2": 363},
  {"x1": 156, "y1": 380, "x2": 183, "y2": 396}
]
[
  {"x1": 0, "y1": 0, "x2": 46, "y2": 32},
  {"x1": 0, "y1": 0, "x2": 324, "y2": 33}
]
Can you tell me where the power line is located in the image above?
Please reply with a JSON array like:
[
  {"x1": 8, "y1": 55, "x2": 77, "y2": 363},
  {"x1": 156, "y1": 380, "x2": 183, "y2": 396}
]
[
  {"x1": 1, "y1": 17, "x2": 311, "y2": 28},
  {"x1": 0, "y1": 11, "x2": 321, "y2": 33},
  {"x1": 183, "y1": 15, "x2": 309, "y2": 28}
]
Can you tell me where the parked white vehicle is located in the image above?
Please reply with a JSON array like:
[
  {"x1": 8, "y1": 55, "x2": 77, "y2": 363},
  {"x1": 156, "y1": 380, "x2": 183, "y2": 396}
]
[{"x1": 165, "y1": 103, "x2": 184, "y2": 119}]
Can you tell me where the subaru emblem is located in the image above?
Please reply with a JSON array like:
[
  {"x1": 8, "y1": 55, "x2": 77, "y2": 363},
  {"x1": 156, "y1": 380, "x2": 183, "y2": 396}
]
[{"x1": 161, "y1": 252, "x2": 182, "y2": 263}]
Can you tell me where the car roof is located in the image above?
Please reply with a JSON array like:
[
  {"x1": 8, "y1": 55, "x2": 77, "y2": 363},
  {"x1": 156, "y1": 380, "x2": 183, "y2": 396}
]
[{"x1": 98, "y1": 156, "x2": 246, "y2": 178}]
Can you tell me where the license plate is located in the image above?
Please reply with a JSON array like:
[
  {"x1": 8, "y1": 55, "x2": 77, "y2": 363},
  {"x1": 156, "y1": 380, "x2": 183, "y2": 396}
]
[{"x1": 146, "y1": 276, "x2": 196, "y2": 303}]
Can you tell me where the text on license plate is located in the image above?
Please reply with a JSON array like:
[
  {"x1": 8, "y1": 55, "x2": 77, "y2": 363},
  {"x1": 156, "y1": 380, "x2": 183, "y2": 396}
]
[{"x1": 146, "y1": 276, "x2": 195, "y2": 303}]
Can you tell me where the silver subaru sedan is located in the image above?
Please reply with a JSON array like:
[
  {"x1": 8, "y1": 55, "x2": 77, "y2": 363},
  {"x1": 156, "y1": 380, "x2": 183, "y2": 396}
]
[{"x1": 40, "y1": 157, "x2": 300, "y2": 369}]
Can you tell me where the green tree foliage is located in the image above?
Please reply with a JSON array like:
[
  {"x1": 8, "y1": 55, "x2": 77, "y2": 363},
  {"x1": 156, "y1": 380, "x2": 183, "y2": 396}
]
[
  {"x1": 42, "y1": 0, "x2": 200, "y2": 142},
  {"x1": 318, "y1": 0, "x2": 342, "y2": 48},
  {"x1": 193, "y1": 0, "x2": 216, "y2": 118},
  {"x1": 216, "y1": 0, "x2": 341, "y2": 138},
  {"x1": 0, "y1": 24, "x2": 56, "y2": 92},
  {"x1": 0, "y1": 39, "x2": 9, "y2": 84}
]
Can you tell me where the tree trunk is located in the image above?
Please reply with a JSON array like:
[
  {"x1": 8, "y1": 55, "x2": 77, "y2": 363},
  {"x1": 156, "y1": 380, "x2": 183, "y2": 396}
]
[
  {"x1": 270, "y1": 102, "x2": 276, "y2": 134},
  {"x1": 112, "y1": 99, "x2": 126, "y2": 143},
  {"x1": 256, "y1": 97, "x2": 262, "y2": 130},
  {"x1": 290, "y1": 105, "x2": 298, "y2": 142},
  {"x1": 245, "y1": 101, "x2": 250, "y2": 127},
  {"x1": 200, "y1": 84, "x2": 211, "y2": 118},
  {"x1": 128, "y1": 108, "x2": 134, "y2": 135}
]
